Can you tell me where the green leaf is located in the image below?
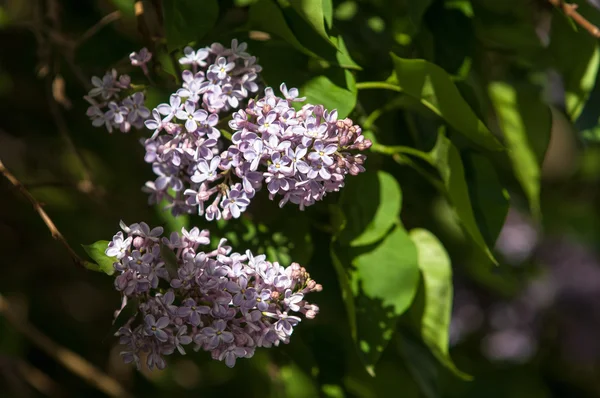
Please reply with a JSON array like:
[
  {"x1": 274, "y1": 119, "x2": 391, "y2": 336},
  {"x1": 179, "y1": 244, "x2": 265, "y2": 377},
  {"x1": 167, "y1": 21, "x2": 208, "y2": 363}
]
[
  {"x1": 159, "y1": 243, "x2": 179, "y2": 280},
  {"x1": 331, "y1": 35, "x2": 362, "y2": 70},
  {"x1": 488, "y1": 82, "x2": 551, "y2": 219},
  {"x1": 162, "y1": 0, "x2": 219, "y2": 51},
  {"x1": 410, "y1": 229, "x2": 471, "y2": 380},
  {"x1": 156, "y1": 197, "x2": 189, "y2": 233},
  {"x1": 330, "y1": 245, "x2": 357, "y2": 340},
  {"x1": 463, "y1": 153, "x2": 509, "y2": 248},
  {"x1": 300, "y1": 73, "x2": 357, "y2": 119},
  {"x1": 350, "y1": 225, "x2": 420, "y2": 372},
  {"x1": 430, "y1": 133, "x2": 498, "y2": 264},
  {"x1": 390, "y1": 54, "x2": 503, "y2": 151},
  {"x1": 247, "y1": 0, "x2": 317, "y2": 57},
  {"x1": 337, "y1": 170, "x2": 402, "y2": 247},
  {"x1": 289, "y1": 0, "x2": 332, "y2": 42},
  {"x1": 396, "y1": 330, "x2": 441, "y2": 398},
  {"x1": 82, "y1": 240, "x2": 116, "y2": 275},
  {"x1": 105, "y1": 297, "x2": 140, "y2": 341},
  {"x1": 322, "y1": 0, "x2": 333, "y2": 28}
]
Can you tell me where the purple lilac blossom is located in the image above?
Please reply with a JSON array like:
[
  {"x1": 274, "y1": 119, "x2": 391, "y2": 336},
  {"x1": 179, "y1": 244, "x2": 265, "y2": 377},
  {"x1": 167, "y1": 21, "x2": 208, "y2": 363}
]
[
  {"x1": 107, "y1": 221, "x2": 321, "y2": 370},
  {"x1": 174, "y1": 39, "x2": 262, "y2": 114},
  {"x1": 143, "y1": 82, "x2": 371, "y2": 220},
  {"x1": 85, "y1": 66, "x2": 150, "y2": 133},
  {"x1": 130, "y1": 47, "x2": 152, "y2": 75}
]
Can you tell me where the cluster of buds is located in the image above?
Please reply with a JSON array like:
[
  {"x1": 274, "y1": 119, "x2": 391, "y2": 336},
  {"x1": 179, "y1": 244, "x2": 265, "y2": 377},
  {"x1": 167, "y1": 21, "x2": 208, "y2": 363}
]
[
  {"x1": 143, "y1": 84, "x2": 371, "y2": 220},
  {"x1": 106, "y1": 221, "x2": 321, "y2": 369}
]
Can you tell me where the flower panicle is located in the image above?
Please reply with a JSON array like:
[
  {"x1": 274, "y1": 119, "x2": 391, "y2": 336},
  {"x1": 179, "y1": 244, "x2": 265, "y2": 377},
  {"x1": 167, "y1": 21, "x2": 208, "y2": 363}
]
[
  {"x1": 143, "y1": 83, "x2": 371, "y2": 221},
  {"x1": 106, "y1": 221, "x2": 321, "y2": 370}
]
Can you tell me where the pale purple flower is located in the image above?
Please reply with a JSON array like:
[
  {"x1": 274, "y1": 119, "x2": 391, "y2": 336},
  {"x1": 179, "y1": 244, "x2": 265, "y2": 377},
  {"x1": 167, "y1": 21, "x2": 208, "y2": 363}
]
[
  {"x1": 178, "y1": 298, "x2": 210, "y2": 326},
  {"x1": 284, "y1": 290, "x2": 304, "y2": 312},
  {"x1": 176, "y1": 100, "x2": 207, "y2": 132},
  {"x1": 91, "y1": 108, "x2": 115, "y2": 132},
  {"x1": 179, "y1": 46, "x2": 209, "y2": 67},
  {"x1": 202, "y1": 320, "x2": 234, "y2": 349},
  {"x1": 106, "y1": 232, "x2": 132, "y2": 259},
  {"x1": 130, "y1": 47, "x2": 152, "y2": 67},
  {"x1": 173, "y1": 326, "x2": 192, "y2": 355},
  {"x1": 280, "y1": 83, "x2": 306, "y2": 102},
  {"x1": 123, "y1": 92, "x2": 150, "y2": 123},
  {"x1": 221, "y1": 186, "x2": 250, "y2": 218},
  {"x1": 144, "y1": 315, "x2": 170, "y2": 342},
  {"x1": 308, "y1": 141, "x2": 337, "y2": 166},
  {"x1": 89, "y1": 71, "x2": 117, "y2": 99},
  {"x1": 157, "y1": 94, "x2": 182, "y2": 122},
  {"x1": 220, "y1": 346, "x2": 248, "y2": 368},
  {"x1": 209, "y1": 57, "x2": 235, "y2": 80},
  {"x1": 227, "y1": 39, "x2": 250, "y2": 59},
  {"x1": 191, "y1": 156, "x2": 220, "y2": 183}
]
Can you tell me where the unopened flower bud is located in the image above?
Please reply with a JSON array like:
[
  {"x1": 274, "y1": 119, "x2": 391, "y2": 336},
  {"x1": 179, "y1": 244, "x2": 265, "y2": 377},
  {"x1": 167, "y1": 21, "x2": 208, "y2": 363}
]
[
  {"x1": 349, "y1": 164, "x2": 361, "y2": 175},
  {"x1": 133, "y1": 236, "x2": 145, "y2": 249}
]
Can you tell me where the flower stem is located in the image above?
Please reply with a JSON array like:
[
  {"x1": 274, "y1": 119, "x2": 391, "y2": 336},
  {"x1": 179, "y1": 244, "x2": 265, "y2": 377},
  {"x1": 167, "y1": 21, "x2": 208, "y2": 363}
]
[
  {"x1": 355, "y1": 81, "x2": 402, "y2": 92},
  {"x1": 370, "y1": 143, "x2": 433, "y2": 165}
]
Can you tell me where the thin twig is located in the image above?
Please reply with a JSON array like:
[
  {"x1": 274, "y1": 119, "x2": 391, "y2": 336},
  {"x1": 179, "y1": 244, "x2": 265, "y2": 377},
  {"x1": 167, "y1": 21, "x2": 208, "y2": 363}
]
[
  {"x1": 16, "y1": 360, "x2": 65, "y2": 397},
  {"x1": 549, "y1": 0, "x2": 600, "y2": 38},
  {"x1": 0, "y1": 294, "x2": 131, "y2": 398},
  {"x1": 75, "y1": 11, "x2": 122, "y2": 48},
  {"x1": 0, "y1": 159, "x2": 86, "y2": 268}
]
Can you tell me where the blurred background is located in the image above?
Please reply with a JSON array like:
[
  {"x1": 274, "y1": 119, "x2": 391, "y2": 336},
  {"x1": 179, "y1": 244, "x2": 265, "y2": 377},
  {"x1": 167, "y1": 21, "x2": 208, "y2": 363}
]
[{"x1": 1, "y1": 0, "x2": 600, "y2": 397}]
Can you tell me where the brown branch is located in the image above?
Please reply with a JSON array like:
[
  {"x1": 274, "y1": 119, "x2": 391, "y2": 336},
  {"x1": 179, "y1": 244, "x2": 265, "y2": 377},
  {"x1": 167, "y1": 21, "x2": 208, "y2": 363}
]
[
  {"x1": 16, "y1": 360, "x2": 65, "y2": 397},
  {"x1": 0, "y1": 294, "x2": 131, "y2": 398},
  {"x1": 75, "y1": 10, "x2": 122, "y2": 48},
  {"x1": 0, "y1": 159, "x2": 86, "y2": 268},
  {"x1": 549, "y1": 0, "x2": 600, "y2": 38}
]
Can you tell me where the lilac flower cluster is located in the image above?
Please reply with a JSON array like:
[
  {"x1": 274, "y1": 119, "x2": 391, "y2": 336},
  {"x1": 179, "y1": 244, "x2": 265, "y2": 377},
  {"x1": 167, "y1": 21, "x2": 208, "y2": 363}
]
[
  {"x1": 85, "y1": 69, "x2": 150, "y2": 133},
  {"x1": 106, "y1": 221, "x2": 321, "y2": 370},
  {"x1": 143, "y1": 84, "x2": 371, "y2": 220},
  {"x1": 176, "y1": 39, "x2": 261, "y2": 114}
]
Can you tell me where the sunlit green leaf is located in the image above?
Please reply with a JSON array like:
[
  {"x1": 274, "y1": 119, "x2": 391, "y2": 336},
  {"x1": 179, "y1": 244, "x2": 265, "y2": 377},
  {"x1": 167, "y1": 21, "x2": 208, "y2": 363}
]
[
  {"x1": 322, "y1": 0, "x2": 333, "y2": 28},
  {"x1": 390, "y1": 54, "x2": 503, "y2": 151},
  {"x1": 331, "y1": 35, "x2": 362, "y2": 70},
  {"x1": 350, "y1": 225, "x2": 420, "y2": 372},
  {"x1": 279, "y1": 362, "x2": 319, "y2": 398},
  {"x1": 82, "y1": 240, "x2": 116, "y2": 275},
  {"x1": 247, "y1": 0, "x2": 317, "y2": 57},
  {"x1": 410, "y1": 229, "x2": 471, "y2": 380},
  {"x1": 430, "y1": 133, "x2": 498, "y2": 264},
  {"x1": 289, "y1": 0, "x2": 332, "y2": 42},
  {"x1": 336, "y1": 171, "x2": 401, "y2": 247},
  {"x1": 488, "y1": 82, "x2": 551, "y2": 219},
  {"x1": 300, "y1": 73, "x2": 356, "y2": 119}
]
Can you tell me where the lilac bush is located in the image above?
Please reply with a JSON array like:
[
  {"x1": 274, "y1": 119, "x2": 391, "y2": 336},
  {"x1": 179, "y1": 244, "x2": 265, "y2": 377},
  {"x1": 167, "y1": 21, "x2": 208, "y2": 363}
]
[{"x1": 106, "y1": 221, "x2": 321, "y2": 370}]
